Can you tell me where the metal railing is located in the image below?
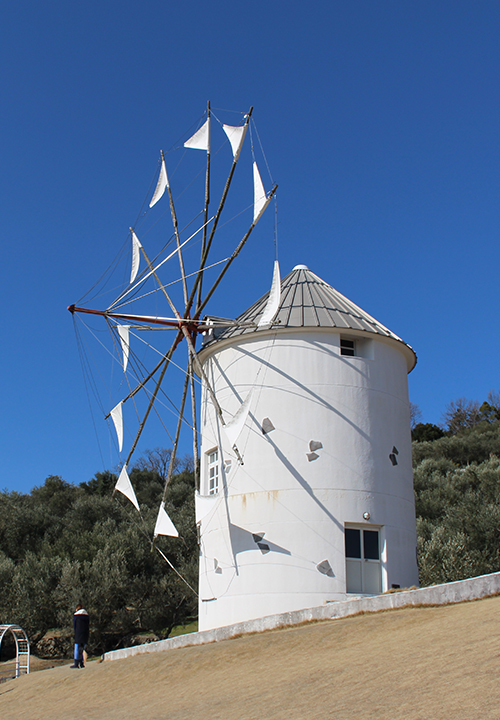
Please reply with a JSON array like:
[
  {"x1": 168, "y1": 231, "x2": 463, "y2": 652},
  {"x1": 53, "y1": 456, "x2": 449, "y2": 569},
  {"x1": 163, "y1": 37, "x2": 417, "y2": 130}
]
[{"x1": 0, "y1": 625, "x2": 30, "y2": 680}]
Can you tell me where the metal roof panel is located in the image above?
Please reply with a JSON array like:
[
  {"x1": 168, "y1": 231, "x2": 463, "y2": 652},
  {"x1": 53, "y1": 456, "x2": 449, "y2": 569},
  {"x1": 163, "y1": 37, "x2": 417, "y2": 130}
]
[{"x1": 201, "y1": 266, "x2": 416, "y2": 370}]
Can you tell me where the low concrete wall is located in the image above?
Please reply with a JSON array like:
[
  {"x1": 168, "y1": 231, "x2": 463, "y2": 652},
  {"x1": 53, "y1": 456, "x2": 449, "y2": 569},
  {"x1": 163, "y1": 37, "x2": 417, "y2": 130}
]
[{"x1": 102, "y1": 571, "x2": 500, "y2": 662}]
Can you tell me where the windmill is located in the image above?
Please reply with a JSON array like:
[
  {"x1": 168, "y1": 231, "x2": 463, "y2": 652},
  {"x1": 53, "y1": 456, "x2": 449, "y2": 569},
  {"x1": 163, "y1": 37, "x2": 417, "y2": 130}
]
[{"x1": 70, "y1": 106, "x2": 419, "y2": 633}]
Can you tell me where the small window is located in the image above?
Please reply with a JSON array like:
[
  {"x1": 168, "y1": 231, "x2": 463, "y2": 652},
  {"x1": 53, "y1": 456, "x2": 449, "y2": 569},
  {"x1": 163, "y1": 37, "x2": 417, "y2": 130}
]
[
  {"x1": 207, "y1": 449, "x2": 219, "y2": 495},
  {"x1": 345, "y1": 528, "x2": 380, "y2": 561},
  {"x1": 363, "y1": 530, "x2": 380, "y2": 560},
  {"x1": 345, "y1": 528, "x2": 361, "y2": 558},
  {"x1": 340, "y1": 338, "x2": 356, "y2": 356}
]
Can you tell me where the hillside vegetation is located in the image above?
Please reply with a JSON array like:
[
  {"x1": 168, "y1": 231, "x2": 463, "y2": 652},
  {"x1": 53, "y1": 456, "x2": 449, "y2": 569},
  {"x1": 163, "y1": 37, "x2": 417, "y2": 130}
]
[
  {"x1": 0, "y1": 451, "x2": 197, "y2": 655},
  {"x1": 413, "y1": 419, "x2": 500, "y2": 586},
  {"x1": 1, "y1": 409, "x2": 500, "y2": 656}
]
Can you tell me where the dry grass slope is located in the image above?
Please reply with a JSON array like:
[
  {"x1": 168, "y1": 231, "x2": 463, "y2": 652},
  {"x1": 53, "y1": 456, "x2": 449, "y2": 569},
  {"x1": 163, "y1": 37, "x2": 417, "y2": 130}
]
[{"x1": 0, "y1": 596, "x2": 499, "y2": 720}]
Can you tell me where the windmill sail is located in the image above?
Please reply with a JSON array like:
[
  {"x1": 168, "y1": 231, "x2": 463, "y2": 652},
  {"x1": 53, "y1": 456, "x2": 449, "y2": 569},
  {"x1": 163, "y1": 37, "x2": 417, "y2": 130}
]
[
  {"x1": 195, "y1": 491, "x2": 219, "y2": 523},
  {"x1": 115, "y1": 465, "x2": 140, "y2": 511},
  {"x1": 258, "y1": 261, "x2": 281, "y2": 327},
  {"x1": 184, "y1": 118, "x2": 210, "y2": 152},
  {"x1": 223, "y1": 124, "x2": 247, "y2": 160},
  {"x1": 149, "y1": 156, "x2": 169, "y2": 207},
  {"x1": 130, "y1": 231, "x2": 142, "y2": 283},
  {"x1": 253, "y1": 162, "x2": 267, "y2": 223},
  {"x1": 223, "y1": 389, "x2": 253, "y2": 448},
  {"x1": 117, "y1": 325, "x2": 130, "y2": 372},
  {"x1": 154, "y1": 502, "x2": 179, "y2": 538},
  {"x1": 110, "y1": 402, "x2": 124, "y2": 452}
]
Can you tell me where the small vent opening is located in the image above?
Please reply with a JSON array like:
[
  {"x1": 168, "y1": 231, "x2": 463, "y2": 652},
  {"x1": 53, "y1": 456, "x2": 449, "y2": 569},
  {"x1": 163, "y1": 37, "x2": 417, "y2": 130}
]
[{"x1": 340, "y1": 338, "x2": 356, "y2": 356}]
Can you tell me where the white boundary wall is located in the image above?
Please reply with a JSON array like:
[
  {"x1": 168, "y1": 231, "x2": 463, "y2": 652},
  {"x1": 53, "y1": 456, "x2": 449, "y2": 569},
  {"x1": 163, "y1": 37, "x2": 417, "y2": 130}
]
[{"x1": 103, "y1": 571, "x2": 500, "y2": 662}]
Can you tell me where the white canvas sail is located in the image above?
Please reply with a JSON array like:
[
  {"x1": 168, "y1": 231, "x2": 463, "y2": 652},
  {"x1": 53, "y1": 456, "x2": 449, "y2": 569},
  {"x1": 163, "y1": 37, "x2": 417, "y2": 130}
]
[
  {"x1": 154, "y1": 501, "x2": 179, "y2": 538},
  {"x1": 222, "y1": 124, "x2": 247, "y2": 160},
  {"x1": 258, "y1": 261, "x2": 281, "y2": 327},
  {"x1": 223, "y1": 389, "x2": 253, "y2": 448},
  {"x1": 195, "y1": 491, "x2": 219, "y2": 524},
  {"x1": 149, "y1": 156, "x2": 169, "y2": 207},
  {"x1": 115, "y1": 465, "x2": 140, "y2": 511},
  {"x1": 130, "y1": 231, "x2": 142, "y2": 283},
  {"x1": 184, "y1": 118, "x2": 210, "y2": 152},
  {"x1": 110, "y1": 401, "x2": 123, "y2": 452},
  {"x1": 115, "y1": 222, "x2": 211, "y2": 310},
  {"x1": 117, "y1": 325, "x2": 130, "y2": 372},
  {"x1": 253, "y1": 161, "x2": 267, "y2": 223}
]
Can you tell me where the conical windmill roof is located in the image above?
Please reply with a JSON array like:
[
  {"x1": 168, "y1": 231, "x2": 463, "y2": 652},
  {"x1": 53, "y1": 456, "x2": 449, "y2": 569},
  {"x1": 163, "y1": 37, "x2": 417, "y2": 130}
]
[{"x1": 202, "y1": 265, "x2": 416, "y2": 371}]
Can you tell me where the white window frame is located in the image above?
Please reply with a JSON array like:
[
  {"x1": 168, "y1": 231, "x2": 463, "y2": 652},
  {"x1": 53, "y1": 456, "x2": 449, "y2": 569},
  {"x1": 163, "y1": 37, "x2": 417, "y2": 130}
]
[
  {"x1": 340, "y1": 337, "x2": 356, "y2": 357},
  {"x1": 206, "y1": 448, "x2": 220, "y2": 496}
]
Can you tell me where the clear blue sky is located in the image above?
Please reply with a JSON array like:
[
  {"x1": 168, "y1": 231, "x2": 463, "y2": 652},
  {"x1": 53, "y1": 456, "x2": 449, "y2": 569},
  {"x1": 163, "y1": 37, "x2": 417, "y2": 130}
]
[{"x1": 1, "y1": 1, "x2": 499, "y2": 493}]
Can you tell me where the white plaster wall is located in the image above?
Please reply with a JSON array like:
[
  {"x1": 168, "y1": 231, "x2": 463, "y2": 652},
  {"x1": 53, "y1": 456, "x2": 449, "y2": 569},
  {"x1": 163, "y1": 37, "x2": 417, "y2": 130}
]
[{"x1": 197, "y1": 328, "x2": 419, "y2": 631}]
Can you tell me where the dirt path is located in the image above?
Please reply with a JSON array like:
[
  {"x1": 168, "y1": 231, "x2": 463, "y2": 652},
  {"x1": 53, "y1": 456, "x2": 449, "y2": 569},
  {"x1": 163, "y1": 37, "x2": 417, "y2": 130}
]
[{"x1": 1, "y1": 596, "x2": 499, "y2": 720}]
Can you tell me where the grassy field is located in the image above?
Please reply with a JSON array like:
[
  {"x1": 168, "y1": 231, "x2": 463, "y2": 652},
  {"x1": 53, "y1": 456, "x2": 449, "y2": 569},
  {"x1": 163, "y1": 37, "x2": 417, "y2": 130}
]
[{"x1": 0, "y1": 596, "x2": 498, "y2": 720}]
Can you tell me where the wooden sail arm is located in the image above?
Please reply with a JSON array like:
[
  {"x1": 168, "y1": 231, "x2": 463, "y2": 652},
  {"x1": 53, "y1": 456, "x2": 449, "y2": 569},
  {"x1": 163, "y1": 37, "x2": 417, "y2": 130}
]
[
  {"x1": 161, "y1": 151, "x2": 189, "y2": 307},
  {"x1": 189, "y1": 356, "x2": 200, "y2": 492},
  {"x1": 68, "y1": 304, "x2": 200, "y2": 332},
  {"x1": 196, "y1": 100, "x2": 211, "y2": 312},
  {"x1": 68, "y1": 306, "x2": 260, "y2": 331},
  {"x1": 161, "y1": 367, "x2": 191, "y2": 503},
  {"x1": 135, "y1": 243, "x2": 226, "y2": 423},
  {"x1": 124, "y1": 345, "x2": 172, "y2": 467},
  {"x1": 181, "y1": 324, "x2": 225, "y2": 423},
  {"x1": 194, "y1": 182, "x2": 278, "y2": 321},
  {"x1": 185, "y1": 106, "x2": 254, "y2": 319}
]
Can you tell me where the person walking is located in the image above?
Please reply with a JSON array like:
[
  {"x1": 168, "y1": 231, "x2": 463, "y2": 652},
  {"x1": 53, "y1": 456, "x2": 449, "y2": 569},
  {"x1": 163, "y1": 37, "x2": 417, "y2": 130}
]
[{"x1": 70, "y1": 604, "x2": 89, "y2": 669}]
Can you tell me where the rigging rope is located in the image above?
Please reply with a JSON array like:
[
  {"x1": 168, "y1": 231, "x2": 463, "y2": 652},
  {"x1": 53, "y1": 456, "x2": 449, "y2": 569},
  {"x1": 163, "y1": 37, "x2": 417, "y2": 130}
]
[
  {"x1": 107, "y1": 322, "x2": 195, "y2": 434},
  {"x1": 118, "y1": 507, "x2": 198, "y2": 598},
  {"x1": 156, "y1": 547, "x2": 199, "y2": 597},
  {"x1": 110, "y1": 255, "x2": 231, "y2": 311},
  {"x1": 76, "y1": 238, "x2": 130, "y2": 307},
  {"x1": 73, "y1": 318, "x2": 106, "y2": 469},
  {"x1": 249, "y1": 118, "x2": 279, "y2": 258},
  {"x1": 251, "y1": 118, "x2": 275, "y2": 185}
]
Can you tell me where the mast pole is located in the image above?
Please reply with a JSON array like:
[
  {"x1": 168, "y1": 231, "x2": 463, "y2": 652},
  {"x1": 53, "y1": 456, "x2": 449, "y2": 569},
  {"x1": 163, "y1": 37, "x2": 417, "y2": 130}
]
[
  {"x1": 67, "y1": 305, "x2": 182, "y2": 328},
  {"x1": 196, "y1": 101, "x2": 211, "y2": 312},
  {"x1": 124, "y1": 333, "x2": 181, "y2": 467},
  {"x1": 185, "y1": 106, "x2": 253, "y2": 317},
  {"x1": 189, "y1": 356, "x2": 200, "y2": 491},
  {"x1": 161, "y1": 145, "x2": 199, "y2": 494},
  {"x1": 138, "y1": 243, "x2": 226, "y2": 423},
  {"x1": 161, "y1": 365, "x2": 191, "y2": 502},
  {"x1": 161, "y1": 155, "x2": 189, "y2": 307},
  {"x1": 196, "y1": 184, "x2": 278, "y2": 318}
]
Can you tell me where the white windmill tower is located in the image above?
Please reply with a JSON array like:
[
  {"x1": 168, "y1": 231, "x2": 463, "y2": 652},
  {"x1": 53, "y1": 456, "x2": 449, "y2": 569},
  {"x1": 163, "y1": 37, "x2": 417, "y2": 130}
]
[{"x1": 196, "y1": 264, "x2": 419, "y2": 631}]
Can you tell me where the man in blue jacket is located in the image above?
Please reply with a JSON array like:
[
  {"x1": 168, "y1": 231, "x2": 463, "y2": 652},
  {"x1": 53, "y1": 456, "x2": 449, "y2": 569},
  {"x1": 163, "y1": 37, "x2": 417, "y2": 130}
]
[{"x1": 70, "y1": 604, "x2": 90, "y2": 669}]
